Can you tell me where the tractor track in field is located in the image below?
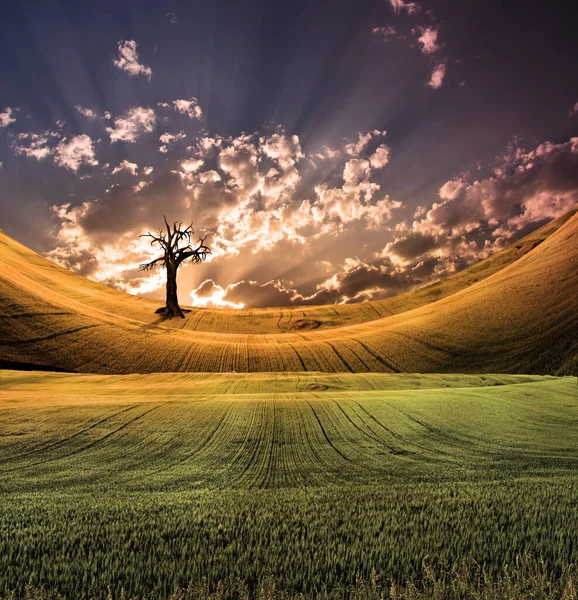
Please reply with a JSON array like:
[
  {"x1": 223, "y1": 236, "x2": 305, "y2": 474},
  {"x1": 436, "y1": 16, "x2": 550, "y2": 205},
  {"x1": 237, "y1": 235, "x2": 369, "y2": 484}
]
[
  {"x1": 325, "y1": 342, "x2": 354, "y2": 373},
  {"x1": 154, "y1": 399, "x2": 236, "y2": 475},
  {"x1": 382, "y1": 402, "x2": 480, "y2": 455},
  {"x1": 352, "y1": 339, "x2": 400, "y2": 372},
  {"x1": 1, "y1": 404, "x2": 162, "y2": 472},
  {"x1": 387, "y1": 331, "x2": 463, "y2": 358},
  {"x1": 330, "y1": 400, "x2": 399, "y2": 456},
  {"x1": 304, "y1": 399, "x2": 356, "y2": 466},
  {"x1": 3, "y1": 404, "x2": 141, "y2": 461},
  {"x1": 222, "y1": 401, "x2": 264, "y2": 488}
]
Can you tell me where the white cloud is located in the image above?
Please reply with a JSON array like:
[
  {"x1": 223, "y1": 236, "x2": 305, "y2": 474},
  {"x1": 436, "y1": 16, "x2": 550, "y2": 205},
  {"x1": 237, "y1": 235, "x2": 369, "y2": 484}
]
[
  {"x1": 159, "y1": 131, "x2": 186, "y2": 153},
  {"x1": 49, "y1": 128, "x2": 404, "y2": 295},
  {"x1": 0, "y1": 107, "x2": 17, "y2": 128},
  {"x1": 177, "y1": 158, "x2": 205, "y2": 184},
  {"x1": 389, "y1": 0, "x2": 419, "y2": 14},
  {"x1": 14, "y1": 131, "x2": 97, "y2": 172},
  {"x1": 173, "y1": 97, "x2": 203, "y2": 120},
  {"x1": 570, "y1": 101, "x2": 578, "y2": 117},
  {"x1": 14, "y1": 132, "x2": 53, "y2": 160},
  {"x1": 369, "y1": 144, "x2": 391, "y2": 169},
  {"x1": 113, "y1": 40, "x2": 152, "y2": 79},
  {"x1": 106, "y1": 107, "x2": 156, "y2": 143},
  {"x1": 111, "y1": 160, "x2": 139, "y2": 176},
  {"x1": 345, "y1": 130, "x2": 387, "y2": 157},
  {"x1": 343, "y1": 159, "x2": 371, "y2": 186},
  {"x1": 417, "y1": 27, "x2": 439, "y2": 54},
  {"x1": 428, "y1": 63, "x2": 446, "y2": 89},
  {"x1": 54, "y1": 135, "x2": 98, "y2": 171},
  {"x1": 190, "y1": 279, "x2": 244, "y2": 309},
  {"x1": 75, "y1": 105, "x2": 97, "y2": 119}
]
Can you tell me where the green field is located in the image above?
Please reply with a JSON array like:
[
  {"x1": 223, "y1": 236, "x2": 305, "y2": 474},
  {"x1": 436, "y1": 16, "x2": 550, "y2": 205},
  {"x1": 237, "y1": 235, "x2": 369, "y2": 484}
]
[{"x1": 1, "y1": 371, "x2": 577, "y2": 598}]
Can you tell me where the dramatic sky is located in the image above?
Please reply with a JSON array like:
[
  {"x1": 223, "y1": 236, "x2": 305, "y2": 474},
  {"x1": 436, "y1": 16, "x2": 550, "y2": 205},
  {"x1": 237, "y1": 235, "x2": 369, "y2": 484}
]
[{"x1": 1, "y1": 0, "x2": 578, "y2": 308}]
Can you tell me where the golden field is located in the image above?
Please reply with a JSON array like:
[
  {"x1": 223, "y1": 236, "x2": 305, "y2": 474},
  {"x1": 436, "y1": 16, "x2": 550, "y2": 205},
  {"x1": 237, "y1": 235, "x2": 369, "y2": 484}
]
[{"x1": 1, "y1": 207, "x2": 577, "y2": 374}]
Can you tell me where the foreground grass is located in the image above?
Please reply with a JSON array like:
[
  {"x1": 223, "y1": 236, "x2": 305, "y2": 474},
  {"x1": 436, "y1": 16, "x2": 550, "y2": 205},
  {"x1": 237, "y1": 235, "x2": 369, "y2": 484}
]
[
  {"x1": 2, "y1": 482, "x2": 578, "y2": 599},
  {"x1": 1, "y1": 372, "x2": 577, "y2": 598},
  {"x1": 3, "y1": 555, "x2": 578, "y2": 600}
]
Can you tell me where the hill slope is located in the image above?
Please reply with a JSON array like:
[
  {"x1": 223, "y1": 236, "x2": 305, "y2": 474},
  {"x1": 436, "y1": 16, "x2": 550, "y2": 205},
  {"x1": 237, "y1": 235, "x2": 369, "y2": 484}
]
[{"x1": 1, "y1": 207, "x2": 577, "y2": 374}]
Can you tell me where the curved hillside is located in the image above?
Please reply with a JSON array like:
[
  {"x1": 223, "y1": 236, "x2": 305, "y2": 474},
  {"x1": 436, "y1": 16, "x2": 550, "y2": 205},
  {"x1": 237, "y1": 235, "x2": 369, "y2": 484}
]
[{"x1": 0, "y1": 207, "x2": 577, "y2": 375}]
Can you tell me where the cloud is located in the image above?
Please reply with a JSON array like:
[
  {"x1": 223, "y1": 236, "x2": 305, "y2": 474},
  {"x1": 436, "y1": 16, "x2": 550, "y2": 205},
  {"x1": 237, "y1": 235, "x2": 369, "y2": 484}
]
[
  {"x1": 54, "y1": 135, "x2": 98, "y2": 171},
  {"x1": 111, "y1": 160, "x2": 139, "y2": 176},
  {"x1": 14, "y1": 132, "x2": 53, "y2": 160},
  {"x1": 570, "y1": 101, "x2": 578, "y2": 117},
  {"x1": 381, "y1": 136, "x2": 578, "y2": 274},
  {"x1": 159, "y1": 131, "x2": 186, "y2": 153},
  {"x1": 345, "y1": 130, "x2": 387, "y2": 157},
  {"x1": 383, "y1": 232, "x2": 437, "y2": 264},
  {"x1": 190, "y1": 279, "x2": 245, "y2": 308},
  {"x1": 48, "y1": 127, "x2": 403, "y2": 297},
  {"x1": 0, "y1": 107, "x2": 17, "y2": 128},
  {"x1": 372, "y1": 26, "x2": 397, "y2": 40},
  {"x1": 113, "y1": 40, "x2": 152, "y2": 79},
  {"x1": 427, "y1": 63, "x2": 446, "y2": 88},
  {"x1": 369, "y1": 145, "x2": 391, "y2": 169},
  {"x1": 207, "y1": 257, "x2": 416, "y2": 308},
  {"x1": 46, "y1": 126, "x2": 578, "y2": 309},
  {"x1": 106, "y1": 107, "x2": 156, "y2": 143},
  {"x1": 389, "y1": 0, "x2": 419, "y2": 14},
  {"x1": 173, "y1": 98, "x2": 203, "y2": 120},
  {"x1": 224, "y1": 279, "x2": 299, "y2": 308},
  {"x1": 75, "y1": 105, "x2": 97, "y2": 119},
  {"x1": 306, "y1": 257, "x2": 413, "y2": 304},
  {"x1": 416, "y1": 27, "x2": 439, "y2": 54}
]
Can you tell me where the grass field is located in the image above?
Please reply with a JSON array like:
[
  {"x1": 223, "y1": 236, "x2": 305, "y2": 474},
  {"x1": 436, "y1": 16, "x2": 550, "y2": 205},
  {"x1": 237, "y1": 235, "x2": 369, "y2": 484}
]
[
  {"x1": 1, "y1": 208, "x2": 577, "y2": 375},
  {"x1": 1, "y1": 371, "x2": 577, "y2": 598}
]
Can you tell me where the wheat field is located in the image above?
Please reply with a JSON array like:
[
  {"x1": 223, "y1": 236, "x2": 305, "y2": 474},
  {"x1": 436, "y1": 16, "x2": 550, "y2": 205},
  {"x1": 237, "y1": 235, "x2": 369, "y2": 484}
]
[{"x1": 1, "y1": 371, "x2": 577, "y2": 598}]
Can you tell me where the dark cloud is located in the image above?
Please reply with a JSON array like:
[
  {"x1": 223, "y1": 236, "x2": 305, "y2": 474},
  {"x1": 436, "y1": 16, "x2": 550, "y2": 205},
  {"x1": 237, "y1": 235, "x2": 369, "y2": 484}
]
[
  {"x1": 384, "y1": 232, "x2": 437, "y2": 262},
  {"x1": 224, "y1": 280, "x2": 297, "y2": 308}
]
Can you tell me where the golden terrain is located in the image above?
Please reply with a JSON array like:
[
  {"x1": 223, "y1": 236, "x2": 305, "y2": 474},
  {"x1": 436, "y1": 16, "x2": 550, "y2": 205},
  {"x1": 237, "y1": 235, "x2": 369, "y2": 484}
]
[{"x1": 1, "y1": 207, "x2": 577, "y2": 374}]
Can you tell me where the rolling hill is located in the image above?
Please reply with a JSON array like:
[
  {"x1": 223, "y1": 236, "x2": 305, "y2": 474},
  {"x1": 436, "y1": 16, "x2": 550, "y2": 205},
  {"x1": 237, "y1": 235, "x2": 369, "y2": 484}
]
[{"x1": 1, "y1": 206, "x2": 577, "y2": 375}]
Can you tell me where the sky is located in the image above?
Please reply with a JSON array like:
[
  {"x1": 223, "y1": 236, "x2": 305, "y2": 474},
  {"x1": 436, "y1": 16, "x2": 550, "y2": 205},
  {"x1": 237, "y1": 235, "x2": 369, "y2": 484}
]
[{"x1": 1, "y1": 0, "x2": 577, "y2": 308}]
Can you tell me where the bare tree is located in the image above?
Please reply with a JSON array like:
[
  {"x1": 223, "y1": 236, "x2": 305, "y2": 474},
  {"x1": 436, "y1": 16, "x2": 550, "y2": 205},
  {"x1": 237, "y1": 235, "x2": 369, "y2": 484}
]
[{"x1": 140, "y1": 216, "x2": 211, "y2": 319}]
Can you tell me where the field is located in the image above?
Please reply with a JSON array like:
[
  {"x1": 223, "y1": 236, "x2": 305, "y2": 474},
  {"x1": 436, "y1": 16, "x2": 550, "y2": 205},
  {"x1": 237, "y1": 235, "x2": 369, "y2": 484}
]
[
  {"x1": 1, "y1": 371, "x2": 578, "y2": 598},
  {"x1": 1, "y1": 207, "x2": 578, "y2": 598},
  {"x1": 1, "y1": 208, "x2": 577, "y2": 375}
]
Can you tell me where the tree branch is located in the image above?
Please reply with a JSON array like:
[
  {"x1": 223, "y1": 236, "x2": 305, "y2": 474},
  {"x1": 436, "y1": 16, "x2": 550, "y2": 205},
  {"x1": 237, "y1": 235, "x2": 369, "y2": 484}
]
[
  {"x1": 139, "y1": 256, "x2": 166, "y2": 271},
  {"x1": 176, "y1": 236, "x2": 211, "y2": 266}
]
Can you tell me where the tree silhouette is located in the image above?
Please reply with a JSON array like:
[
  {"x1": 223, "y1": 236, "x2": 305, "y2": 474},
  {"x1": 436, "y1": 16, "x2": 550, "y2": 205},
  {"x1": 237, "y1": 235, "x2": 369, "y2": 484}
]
[{"x1": 140, "y1": 216, "x2": 211, "y2": 319}]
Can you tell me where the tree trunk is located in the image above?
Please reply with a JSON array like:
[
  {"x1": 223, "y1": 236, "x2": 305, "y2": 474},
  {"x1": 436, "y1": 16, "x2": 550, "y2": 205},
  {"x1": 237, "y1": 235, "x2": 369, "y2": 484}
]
[{"x1": 165, "y1": 265, "x2": 184, "y2": 318}]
